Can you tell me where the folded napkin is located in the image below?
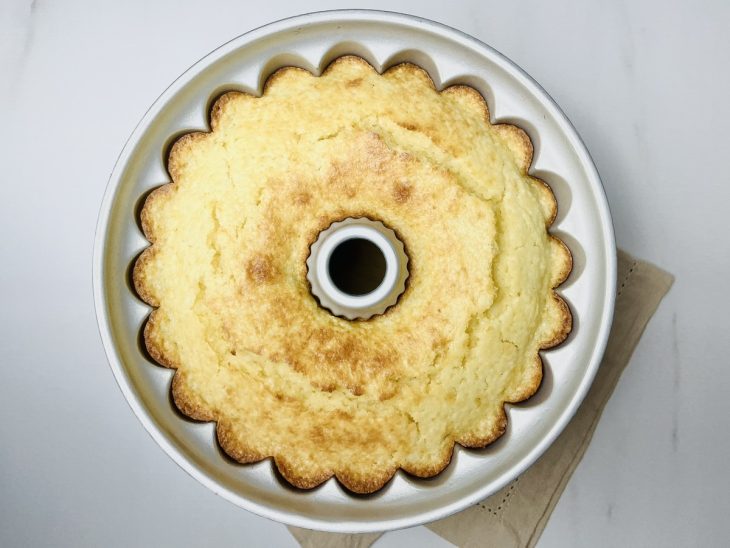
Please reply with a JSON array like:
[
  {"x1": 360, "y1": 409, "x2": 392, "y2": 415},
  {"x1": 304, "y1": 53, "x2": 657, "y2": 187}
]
[{"x1": 289, "y1": 250, "x2": 674, "y2": 547}]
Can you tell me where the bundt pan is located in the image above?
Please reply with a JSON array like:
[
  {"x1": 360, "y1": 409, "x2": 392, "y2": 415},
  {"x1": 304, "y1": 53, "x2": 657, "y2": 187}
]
[{"x1": 93, "y1": 10, "x2": 616, "y2": 532}]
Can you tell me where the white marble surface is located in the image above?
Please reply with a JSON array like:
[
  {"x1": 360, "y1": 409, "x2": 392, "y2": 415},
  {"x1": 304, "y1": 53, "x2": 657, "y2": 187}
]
[{"x1": 1, "y1": 0, "x2": 728, "y2": 546}]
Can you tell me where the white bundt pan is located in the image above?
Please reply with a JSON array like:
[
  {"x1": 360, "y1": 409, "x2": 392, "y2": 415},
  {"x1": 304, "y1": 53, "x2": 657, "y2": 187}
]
[{"x1": 93, "y1": 10, "x2": 616, "y2": 533}]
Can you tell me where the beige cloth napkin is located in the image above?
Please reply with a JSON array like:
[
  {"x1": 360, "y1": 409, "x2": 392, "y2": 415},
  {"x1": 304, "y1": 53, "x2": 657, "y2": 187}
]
[{"x1": 289, "y1": 250, "x2": 674, "y2": 548}]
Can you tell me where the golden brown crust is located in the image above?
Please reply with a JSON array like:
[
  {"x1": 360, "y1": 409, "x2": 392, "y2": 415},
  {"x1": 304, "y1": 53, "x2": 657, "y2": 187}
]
[
  {"x1": 456, "y1": 409, "x2": 510, "y2": 448},
  {"x1": 139, "y1": 183, "x2": 173, "y2": 243},
  {"x1": 503, "y1": 355, "x2": 545, "y2": 405},
  {"x1": 167, "y1": 132, "x2": 208, "y2": 183},
  {"x1": 210, "y1": 92, "x2": 242, "y2": 131},
  {"x1": 382, "y1": 59, "x2": 437, "y2": 90},
  {"x1": 142, "y1": 311, "x2": 174, "y2": 368},
  {"x1": 274, "y1": 457, "x2": 335, "y2": 491},
  {"x1": 335, "y1": 467, "x2": 399, "y2": 495},
  {"x1": 263, "y1": 65, "x2": 313, "y2": 94},
  {"x1": 495, "y1": 123, "x2": 534, "y2": 172},
  {"x1": 132, "y1": 248, "x2": 155, "y2": 306},
  {"x1": 400, "y1": 444, "x2": 456, "y2": 479},
  {"x1": 550, "y1": 235, "x2": 574, "y2": 286},
  {"x1": 171, "y1": 371, "x2": 215, "y2": 422},
  {"x1": 216, "y1": 422, "x2": 267, "y2": 464},
  {"x1": 537, "y1": 177, "x2": 560, "y2": 228},
  {"x1": 132, "y1": 55, "x2": 573, "y2": 494},
  {"x1": 541, "y1": 294, "x2": 574, "y2": 349},
  {"x1": 442, "y1": 84, "x2": 491, "y2": 121}
]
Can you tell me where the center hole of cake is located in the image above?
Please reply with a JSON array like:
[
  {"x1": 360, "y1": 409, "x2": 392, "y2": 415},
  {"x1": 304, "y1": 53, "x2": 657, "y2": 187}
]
[{"x1": 327, "y1": 238, "x2": 387, "y2": 296}]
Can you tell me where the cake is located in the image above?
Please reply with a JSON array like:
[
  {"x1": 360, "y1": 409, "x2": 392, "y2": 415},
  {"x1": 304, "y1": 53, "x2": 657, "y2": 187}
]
[{"x1": 133, "y1": 56, "x2": 572, "y2": 493}]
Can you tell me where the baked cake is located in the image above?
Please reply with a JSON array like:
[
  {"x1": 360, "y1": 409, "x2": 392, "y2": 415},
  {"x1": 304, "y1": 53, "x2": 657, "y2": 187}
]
[{"x1": 133, "y1": 56, "x2": 572, "y2": 493}]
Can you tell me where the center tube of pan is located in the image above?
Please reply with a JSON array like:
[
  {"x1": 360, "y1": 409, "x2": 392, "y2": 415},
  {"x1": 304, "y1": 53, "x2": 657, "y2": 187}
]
[{"x1": 307, "y1": 218, "x2": 409, "y2": 320}]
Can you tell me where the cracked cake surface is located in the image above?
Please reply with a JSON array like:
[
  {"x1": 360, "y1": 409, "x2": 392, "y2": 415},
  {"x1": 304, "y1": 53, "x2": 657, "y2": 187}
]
[{"x1": 133, "y1": 55, "x2": 572, "y2": 493}]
